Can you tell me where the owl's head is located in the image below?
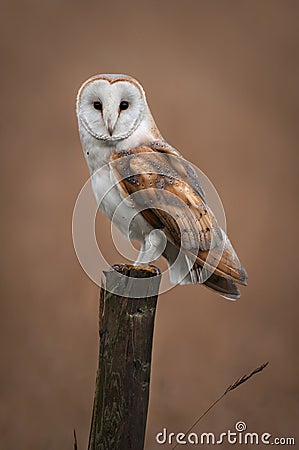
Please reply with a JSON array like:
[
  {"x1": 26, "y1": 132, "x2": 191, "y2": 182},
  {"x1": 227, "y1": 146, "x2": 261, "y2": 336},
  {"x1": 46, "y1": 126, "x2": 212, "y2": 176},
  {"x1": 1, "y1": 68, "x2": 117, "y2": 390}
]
[{"x1": 76, "y1": 74, "x2": 147, "y2": 142}]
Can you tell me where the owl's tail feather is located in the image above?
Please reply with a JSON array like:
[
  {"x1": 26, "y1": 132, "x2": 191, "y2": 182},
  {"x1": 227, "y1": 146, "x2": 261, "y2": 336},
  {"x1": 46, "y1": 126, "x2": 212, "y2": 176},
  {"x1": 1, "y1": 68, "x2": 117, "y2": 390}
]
[
  {"x1": 194, "y1": 233, "x2": 248, "y2": 287},
  {"x1": 180, "y1": 262, "x2": 241, "y2": 300},
  {"x1": 164, "y1": 242, "x2": 242, "y2": 300}
]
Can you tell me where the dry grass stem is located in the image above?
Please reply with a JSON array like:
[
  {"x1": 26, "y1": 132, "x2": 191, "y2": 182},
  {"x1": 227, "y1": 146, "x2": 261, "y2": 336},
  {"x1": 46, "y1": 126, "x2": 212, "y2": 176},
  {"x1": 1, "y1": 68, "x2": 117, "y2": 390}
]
[
  {"x1": 172, "y1": 362, "x2": 269, "y2": 450},
  {"x1": 73, "y1": 429, "x2": 78, "y2": 450}
]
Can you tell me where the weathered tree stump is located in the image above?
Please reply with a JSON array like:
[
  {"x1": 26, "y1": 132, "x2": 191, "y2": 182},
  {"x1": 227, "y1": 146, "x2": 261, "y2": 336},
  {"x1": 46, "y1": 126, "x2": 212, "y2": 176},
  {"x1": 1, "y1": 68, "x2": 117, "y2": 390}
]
[{"x1": 88, "y1": 264, "x2": 161, "y2": 450}]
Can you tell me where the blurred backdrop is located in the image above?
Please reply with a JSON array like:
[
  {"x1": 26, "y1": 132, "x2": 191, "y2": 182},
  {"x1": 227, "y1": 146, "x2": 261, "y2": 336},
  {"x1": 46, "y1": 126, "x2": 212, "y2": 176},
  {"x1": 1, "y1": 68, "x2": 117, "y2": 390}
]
[{"x1": 1, "y1": 1, "x2": 298, "y2": 449}]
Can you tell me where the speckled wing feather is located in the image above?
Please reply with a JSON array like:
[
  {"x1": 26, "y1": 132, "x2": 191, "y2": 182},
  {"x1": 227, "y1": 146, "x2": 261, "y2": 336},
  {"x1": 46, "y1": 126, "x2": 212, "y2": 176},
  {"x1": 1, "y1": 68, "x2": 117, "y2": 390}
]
[{"x1": 110, "y1": 144, "x2": 247, "y2": 286}]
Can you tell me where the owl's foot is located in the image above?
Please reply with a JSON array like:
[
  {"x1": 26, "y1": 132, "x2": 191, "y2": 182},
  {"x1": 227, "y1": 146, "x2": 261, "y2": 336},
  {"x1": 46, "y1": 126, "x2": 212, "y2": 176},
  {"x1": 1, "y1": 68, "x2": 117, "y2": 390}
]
[{"x1": 111, "y1": 263, "x2": 160, "y2": 277}]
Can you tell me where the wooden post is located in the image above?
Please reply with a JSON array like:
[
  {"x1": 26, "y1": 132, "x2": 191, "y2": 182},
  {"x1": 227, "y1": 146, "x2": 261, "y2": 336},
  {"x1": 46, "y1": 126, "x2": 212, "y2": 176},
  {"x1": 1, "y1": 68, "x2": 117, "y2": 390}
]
[{"x1": 88, "y1": 264, "x2": 161, "y2": 450}]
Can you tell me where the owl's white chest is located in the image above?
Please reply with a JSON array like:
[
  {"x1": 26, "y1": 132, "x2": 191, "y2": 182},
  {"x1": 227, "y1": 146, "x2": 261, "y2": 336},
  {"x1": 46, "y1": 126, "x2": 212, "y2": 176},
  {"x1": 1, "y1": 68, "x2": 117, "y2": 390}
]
[
  {"x1": 79, "y1": 120, "x2": 156, "y2": 241},
  {"x1": 90, "y1": 159, "x2": 153, "y2": 241}
]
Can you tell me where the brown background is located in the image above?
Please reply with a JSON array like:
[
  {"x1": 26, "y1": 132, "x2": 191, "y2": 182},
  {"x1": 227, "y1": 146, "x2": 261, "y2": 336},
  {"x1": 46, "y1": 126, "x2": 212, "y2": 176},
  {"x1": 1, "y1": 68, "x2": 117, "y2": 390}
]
[{"x1": 1, "y1": 1, "x2": 298, "y2": 449}]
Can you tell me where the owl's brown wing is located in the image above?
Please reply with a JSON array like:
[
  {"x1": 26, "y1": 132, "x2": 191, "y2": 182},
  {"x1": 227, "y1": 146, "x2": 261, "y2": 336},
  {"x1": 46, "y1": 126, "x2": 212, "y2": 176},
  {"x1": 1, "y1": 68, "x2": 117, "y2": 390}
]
[{"x1": 110, "y1": 144, "x2": 247, "y2": 286}]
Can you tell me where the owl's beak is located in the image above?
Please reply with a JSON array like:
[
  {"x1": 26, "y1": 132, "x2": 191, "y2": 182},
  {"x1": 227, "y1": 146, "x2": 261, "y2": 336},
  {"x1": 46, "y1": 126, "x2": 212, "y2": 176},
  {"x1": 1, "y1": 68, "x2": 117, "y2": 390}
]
[
  {"x1": 107, "y1": 121, "x2": 114, "y2": 136},
  {"x1": 103, "y1": 110, "x2": 118, "y2": 137}
]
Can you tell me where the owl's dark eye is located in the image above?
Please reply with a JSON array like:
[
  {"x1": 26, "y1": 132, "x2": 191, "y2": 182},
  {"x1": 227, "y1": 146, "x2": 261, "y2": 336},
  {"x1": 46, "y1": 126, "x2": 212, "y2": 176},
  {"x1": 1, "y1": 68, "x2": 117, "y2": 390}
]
[
  {"x1": 119, "y1": 101, "x2": 129, "y2": 111},
  {"x1": 93, "y1": 101, "x2": 102, "y2": 111}
]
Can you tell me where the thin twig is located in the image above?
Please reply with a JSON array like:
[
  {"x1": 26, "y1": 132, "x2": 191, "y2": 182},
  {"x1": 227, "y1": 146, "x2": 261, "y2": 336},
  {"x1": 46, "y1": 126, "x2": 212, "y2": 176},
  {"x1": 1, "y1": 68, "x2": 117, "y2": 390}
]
[
  {"x1": 224, "y1": 361, "x2": 268, "y2": 394},
  {"x1": 73, "y1": 429, "x2": 78, "y2": 450},
  {"x1": 172, "y1": 362, "x2": 269, "y2": 450}
]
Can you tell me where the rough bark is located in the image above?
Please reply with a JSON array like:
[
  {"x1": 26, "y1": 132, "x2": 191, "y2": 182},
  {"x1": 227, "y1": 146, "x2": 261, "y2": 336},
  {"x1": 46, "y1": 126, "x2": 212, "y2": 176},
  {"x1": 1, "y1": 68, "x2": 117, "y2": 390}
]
[{"x1": 88, "y1": 264, "x2": 161, "y2": 450}]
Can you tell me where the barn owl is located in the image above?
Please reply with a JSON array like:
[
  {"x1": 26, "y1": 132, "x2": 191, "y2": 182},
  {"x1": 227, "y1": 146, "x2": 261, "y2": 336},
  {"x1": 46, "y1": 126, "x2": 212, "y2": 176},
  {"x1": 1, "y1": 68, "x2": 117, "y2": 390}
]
[{"x1": 76, "y1": 74, "x2": 247, "y2": 299}]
